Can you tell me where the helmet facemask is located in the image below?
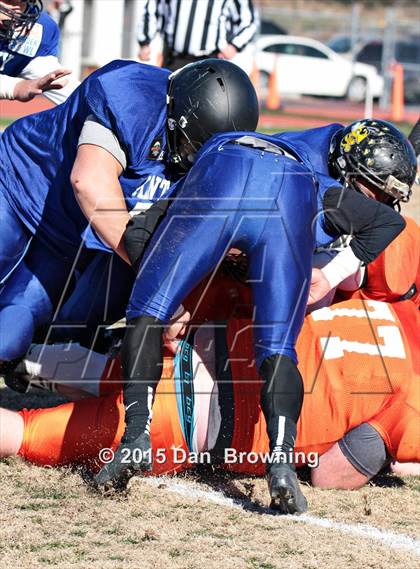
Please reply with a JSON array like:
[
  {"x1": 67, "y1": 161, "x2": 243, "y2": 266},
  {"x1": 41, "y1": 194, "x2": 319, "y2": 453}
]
[
  {"x1": 166, "y1": 66, "x2": 211, "y2": 172},
  {"x1": 0, "y1": 0, "x2": 43, "y2": 43},
  {"x1": 339, "y1": 154, "x2": 412, "y2": 207},
  {"x1": 166, "y1": 114, "x2": 202, "y2": 172}
]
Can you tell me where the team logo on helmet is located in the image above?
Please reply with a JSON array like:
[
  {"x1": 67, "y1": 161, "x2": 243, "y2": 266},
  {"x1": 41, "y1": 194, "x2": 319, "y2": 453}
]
[{"x1": 341, "y1": 122, "x2": 369, "y2": 152}]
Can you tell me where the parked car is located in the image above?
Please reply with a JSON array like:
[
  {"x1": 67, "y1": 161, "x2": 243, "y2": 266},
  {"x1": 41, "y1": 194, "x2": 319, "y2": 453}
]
[
  {"x1": 355, "y1": 39, "x2": 420, "y2": 103},
  {"x1": 255, "y1": 35, "x2": 384, "y2": 102}
]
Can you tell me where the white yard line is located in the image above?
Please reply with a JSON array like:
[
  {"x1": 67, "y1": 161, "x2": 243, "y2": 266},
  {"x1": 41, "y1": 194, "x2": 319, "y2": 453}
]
[{"x1": 145, "y1": 477, "x2": 420, "y2": 556}]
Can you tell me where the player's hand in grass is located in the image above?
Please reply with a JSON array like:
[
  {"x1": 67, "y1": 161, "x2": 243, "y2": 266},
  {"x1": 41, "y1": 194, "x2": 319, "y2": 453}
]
[{"x1": 13, "y1": 69, "x2": 72, "y2": 102}]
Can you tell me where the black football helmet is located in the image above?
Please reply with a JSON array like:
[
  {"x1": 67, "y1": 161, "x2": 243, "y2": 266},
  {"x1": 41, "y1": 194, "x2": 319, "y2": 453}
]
[
  {"x1": 329, "y1": 119, "x2": 417, "y2": 207},
  {"x1": 166, "y1": 58, "x2": 259, "y2": 171},
  {"x1": 0, "y1": 0, "x2": 43, "y2": 43}
]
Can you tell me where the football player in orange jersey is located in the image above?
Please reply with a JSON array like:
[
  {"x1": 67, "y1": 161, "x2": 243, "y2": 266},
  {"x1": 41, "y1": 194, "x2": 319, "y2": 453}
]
[
  {"x1": 336, "y1": 216, "x2": 420, "y2": 306},
  {"x1": 1, "y1": 298, "x2": 418, "y2": 492}
]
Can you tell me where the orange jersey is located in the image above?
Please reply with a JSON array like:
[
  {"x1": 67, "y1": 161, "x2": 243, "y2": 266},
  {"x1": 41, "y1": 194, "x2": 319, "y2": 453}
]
[
  {"x1": 18, "y1": 299, "x2": 419, "y2": 474},
  {"x1": 226, "y1": 299, "x2": 419, "y2": 474},
  {"x1": 339, "y1": 216, "x2": 420, "y2": 305}
]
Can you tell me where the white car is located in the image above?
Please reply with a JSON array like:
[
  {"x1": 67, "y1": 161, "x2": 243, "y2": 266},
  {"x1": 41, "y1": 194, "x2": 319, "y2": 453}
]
[{"x1": 255, "y1": 35, "x2": 384, "y2": 102}]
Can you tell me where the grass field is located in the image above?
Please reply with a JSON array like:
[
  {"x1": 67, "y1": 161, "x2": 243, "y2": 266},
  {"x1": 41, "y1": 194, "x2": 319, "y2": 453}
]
[{"x1": 1, "y1": 382, "x2": 419, "y2": 569}]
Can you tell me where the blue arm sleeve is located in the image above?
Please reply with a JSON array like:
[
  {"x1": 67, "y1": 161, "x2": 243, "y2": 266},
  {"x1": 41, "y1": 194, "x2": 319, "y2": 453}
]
[{"x1": 36, "y1": 14, "x2": 60, "y2": 57}]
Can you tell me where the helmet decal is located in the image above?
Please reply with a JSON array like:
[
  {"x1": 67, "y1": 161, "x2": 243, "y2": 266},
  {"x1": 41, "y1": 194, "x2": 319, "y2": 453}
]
[{"x1": 341, "y1": 122, "x2": 369, "y2": 152}]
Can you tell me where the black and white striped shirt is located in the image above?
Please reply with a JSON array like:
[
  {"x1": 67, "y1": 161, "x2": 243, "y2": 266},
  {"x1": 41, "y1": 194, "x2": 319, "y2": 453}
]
[{"x1": 138, "y1": 0, "x2": 258, "y2": 56}]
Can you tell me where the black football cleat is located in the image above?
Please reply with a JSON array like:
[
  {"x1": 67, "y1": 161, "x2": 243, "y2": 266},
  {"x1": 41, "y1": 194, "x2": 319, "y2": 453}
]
[
  {"x1": 93, "y1": 433, "x2": 152, "y2": 492},
  {"x1": 1, "y1": 358, "x2": 30, "y2": 394},
  {"x1": 268, "y1": 463, "x2": 308, "y2": 515}
]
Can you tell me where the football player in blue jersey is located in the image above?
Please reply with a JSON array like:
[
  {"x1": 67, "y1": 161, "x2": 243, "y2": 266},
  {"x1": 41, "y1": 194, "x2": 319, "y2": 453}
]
[
  {"x1": 93, "y1": 120, "x2": 416, "y2": 514},
  {"x1": 276, "y1": 120, "x2": 417, "y2": 304},
  {"x1": 0, "y1": 0, "x2": 77, "y2": 104},
  {"x1": 0, "y1": 59, "x2": 259, "y2": 375}
]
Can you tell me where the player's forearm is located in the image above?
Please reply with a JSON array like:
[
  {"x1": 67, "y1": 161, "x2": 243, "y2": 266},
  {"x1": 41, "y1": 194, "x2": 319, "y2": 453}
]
[
  {"x1": 0, "y1": 75, "x2": 21, "y2": 99},
  {"x1": 72, "y1": 178, "x2": 130, "y2": 262},
  {"x1": 323, "y1": 186, "x2": 406, "y2": 264},
  {"x1": 71, "y1": 144, "x2": 129, "y2": 263},
  {"x1": 40, "y1": 76, "x2": 79, "y2": 105},
  {"x1": 20, "y1": 55, "x2": 80, "y2": 104},
  {"x1": 321, "y1": 246, "x2": 363, "y2": 290}
]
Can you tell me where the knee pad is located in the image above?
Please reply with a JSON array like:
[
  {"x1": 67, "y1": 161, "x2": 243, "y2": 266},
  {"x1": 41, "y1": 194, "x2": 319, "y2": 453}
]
[{"x1": 0, "y1": 305, "x2": 34, "y2": 360}]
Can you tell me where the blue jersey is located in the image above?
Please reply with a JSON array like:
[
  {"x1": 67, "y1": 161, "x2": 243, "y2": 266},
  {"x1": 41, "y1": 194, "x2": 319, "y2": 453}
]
[
  {"x1": 0, "y1": 12, "x2": 59, "y2": 76},
  {"x1": 274, "y1": 124, "x2": 345, "y2": 247},
  {"x1": 275, "y1": 124, "x2": 342, "y2": 175},
  {"x1": 0, "y1": 60, "x2": 175, "y2": 258}
]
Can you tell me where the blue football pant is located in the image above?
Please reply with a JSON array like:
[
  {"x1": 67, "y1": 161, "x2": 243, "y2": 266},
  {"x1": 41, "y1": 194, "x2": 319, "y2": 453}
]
[
  {"x1": 122, "y1": 148, "x2": 317, "y2": 443},
  {"x1": 127, "y1": 150, "x2": 316, "y2": 366}
]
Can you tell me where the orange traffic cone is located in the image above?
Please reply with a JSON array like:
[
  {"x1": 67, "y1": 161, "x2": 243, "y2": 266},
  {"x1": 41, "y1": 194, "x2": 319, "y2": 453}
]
[
  {"x1": 266, "y1": 60, "x2": 281, "y2": 110},
  {"x1": 391, "y1": 62, "x2": 404, "y2": 122},
  {"x1": 249, "y1": 60, "x2": 261, "y2": 102}
]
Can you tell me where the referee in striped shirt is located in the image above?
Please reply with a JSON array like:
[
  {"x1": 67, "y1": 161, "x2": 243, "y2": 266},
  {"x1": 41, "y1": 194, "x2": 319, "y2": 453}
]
[{"x1": 137, "y1": 0, "x2": 258, "y2": 71}]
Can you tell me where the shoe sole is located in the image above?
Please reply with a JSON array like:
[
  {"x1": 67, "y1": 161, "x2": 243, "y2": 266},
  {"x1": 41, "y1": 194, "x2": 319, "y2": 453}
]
[{"x1": 269, "y1": 482, "x2": 308, "y2": 515}]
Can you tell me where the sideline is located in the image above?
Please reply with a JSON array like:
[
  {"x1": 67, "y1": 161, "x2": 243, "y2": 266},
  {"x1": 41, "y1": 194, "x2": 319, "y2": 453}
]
[{"x1": 144, "y1": 477, "x2": 420, "y2": 556}]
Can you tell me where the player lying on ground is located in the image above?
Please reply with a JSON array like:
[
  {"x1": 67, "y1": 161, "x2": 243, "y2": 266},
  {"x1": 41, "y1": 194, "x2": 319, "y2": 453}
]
[
  {"x1": 1, "y1": 298, "x2": 418, "y2": 498},
  {"x1": 0, "y1": 0, "x2": 78, "y2": 103},
  {"x1": 94, "y1": 120, "x2": 416, "y2": 514}
]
